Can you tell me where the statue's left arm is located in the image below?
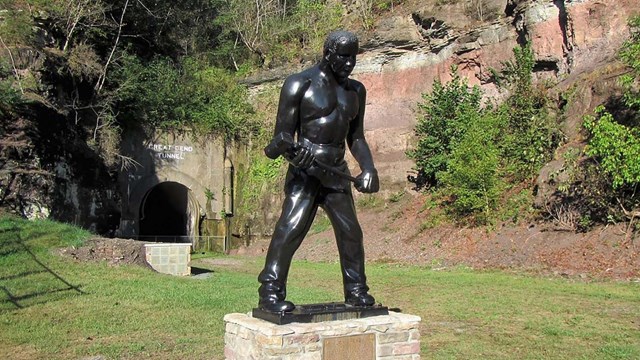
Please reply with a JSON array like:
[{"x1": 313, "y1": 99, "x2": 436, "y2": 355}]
[{"x1": 347, "y1": 80, "x2": 379, "y2": 193}]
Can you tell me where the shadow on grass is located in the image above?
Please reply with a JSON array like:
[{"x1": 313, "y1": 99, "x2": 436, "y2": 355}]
[
  {"x1": 0, "y1": 227, "x2": 85, "y2": 310},
  {"x1": 190, "y1": 266, "x2": 215, "y2": 280},
  {"x1": 191, "y1": 266, "x2": 213, "y2": 275}
]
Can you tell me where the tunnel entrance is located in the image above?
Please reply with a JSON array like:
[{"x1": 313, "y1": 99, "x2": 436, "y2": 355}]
[{"x1": 139, "y1": 182, "x2": 198, "y2": 243}]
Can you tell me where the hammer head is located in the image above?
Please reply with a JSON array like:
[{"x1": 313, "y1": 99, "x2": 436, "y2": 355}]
[{"x1": 264, "y1": 132, "x2": 296, "y2": 159}]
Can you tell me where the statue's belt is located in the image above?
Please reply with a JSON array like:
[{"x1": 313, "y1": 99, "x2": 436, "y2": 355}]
[{"x1": 298, "y1": 138, "x2": 357, "y2": 183}]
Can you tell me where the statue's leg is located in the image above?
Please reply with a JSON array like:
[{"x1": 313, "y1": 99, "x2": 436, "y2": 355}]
[
  {"x1": 322, "y1": 189, "x2": 375, "y2": 306},
  {"x1": 258, "y1": 174, "x2": 320, "y2": 312}
]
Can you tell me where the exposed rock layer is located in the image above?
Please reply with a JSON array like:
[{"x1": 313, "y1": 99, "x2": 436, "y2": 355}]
[
  {"x1": 248, "y1": 0, "x2": 640, "y2": 186},
  {"x1": 357, "y1": 0, "x2": 637, "y2": 183}
]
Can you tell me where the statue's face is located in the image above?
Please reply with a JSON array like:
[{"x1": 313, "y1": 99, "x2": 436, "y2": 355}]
[{"x1": 327, "y1": 40, "x2": 358, "y2": 80}]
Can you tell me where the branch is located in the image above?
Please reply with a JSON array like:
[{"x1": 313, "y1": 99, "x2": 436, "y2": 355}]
[
  {"x1": 136, "y1": 0, "x2": 160, "y2": 17},
  {"x1": 0, "y1": 168, "x2": 53, "y2": 176},
  {"x1": 617, "y1": 198, "x2": 640, "y2": 220},
  {"x1": 95, "y1": 0, "x2": 129, "y2": 93},
  {"x1": 116, "y1": 154, "x2": 141, "y2": 171},
  {"x1": 63, "y1": 0, "x2": 85, "y2": 52},
  {"x1": 0, "y1": 36, "x2": 24, "y2": 94}
]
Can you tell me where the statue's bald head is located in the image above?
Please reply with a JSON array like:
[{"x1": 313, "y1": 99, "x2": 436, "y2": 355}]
[{"x1": 323, "y1": 31, "x2": 359, "y2": 57}]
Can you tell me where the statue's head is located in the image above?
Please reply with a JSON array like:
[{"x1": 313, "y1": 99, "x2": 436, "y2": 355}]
[{"x1": 322, "y1": 31, "x2": 359, "y2": 80}]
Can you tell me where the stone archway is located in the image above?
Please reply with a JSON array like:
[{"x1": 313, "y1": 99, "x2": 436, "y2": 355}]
[{"x1": 138, "y1": 181, "x2": 199, "y2": 243}]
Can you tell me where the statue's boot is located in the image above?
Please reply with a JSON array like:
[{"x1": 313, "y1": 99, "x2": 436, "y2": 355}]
[
  {"x1": 258, "y1": 281, "x2": 295, "y2": 312},
  {"x1": 345, "y1": 285, "x2": 376, "y2": 307}
]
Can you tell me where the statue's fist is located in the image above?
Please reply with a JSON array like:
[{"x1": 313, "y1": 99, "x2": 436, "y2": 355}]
[
  {"x1": 355, "y1": 169, "x2": 379, "y2": 193},
  {"x1": 285, "y1": 145, "x2": 315, "y2": 169}
]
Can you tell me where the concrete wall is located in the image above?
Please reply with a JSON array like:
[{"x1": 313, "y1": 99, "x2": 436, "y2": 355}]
[
  {"x1": 144, "y1": 243, "x2": 191, "y2": 276},
  {"x1": 117, "y1": 128, "x2": 233, "y2": 245}
]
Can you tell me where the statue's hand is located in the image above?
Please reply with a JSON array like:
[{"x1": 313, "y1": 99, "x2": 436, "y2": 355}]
[
  {"x1": 285, "y1": 144, "x2": 315, "y2": 169},
  {"x1": 355, "y1": 169, "x2": 379, "y2": 193}
]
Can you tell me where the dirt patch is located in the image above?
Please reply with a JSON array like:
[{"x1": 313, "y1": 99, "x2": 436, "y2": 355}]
[
  {"x1": 234, "y1": 191, "x2": 640, "y2": 281},
  {"x1": 195, "y1": 257, "x2": 245, "y2": 271},
  {"x1": 58, "y1": 237, "x2": 151, "y2": 268}
]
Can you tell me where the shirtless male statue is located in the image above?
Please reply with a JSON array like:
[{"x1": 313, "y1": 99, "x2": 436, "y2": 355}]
[{"x1": 258, "y1": 30, "x2": 380, "y2": 313}]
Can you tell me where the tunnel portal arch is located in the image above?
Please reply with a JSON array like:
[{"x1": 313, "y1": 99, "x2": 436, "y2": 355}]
[
  {"x1": 118, "y1": 131, "x2": 232, "y2": 251},
  {"x1": 138, "y1": 181, "x2": 200, "y2": 243}
]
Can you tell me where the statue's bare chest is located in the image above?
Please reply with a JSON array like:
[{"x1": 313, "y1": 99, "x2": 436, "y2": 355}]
[
  {"x1": 300, "y1": 83, "x2": 359, "y2": 125},
  {"x1": 299, "y1": 82, "x2": 359, "y2": 142}
]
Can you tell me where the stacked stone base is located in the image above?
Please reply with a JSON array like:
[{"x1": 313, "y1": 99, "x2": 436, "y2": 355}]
[{"x1": 224, "y1": 311, "x2": 421, "y2": 359}]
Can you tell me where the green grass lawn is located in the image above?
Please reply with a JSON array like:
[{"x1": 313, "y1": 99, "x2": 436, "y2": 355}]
[{"x1": 1, "y1": 216, "x2": 639, "y2": 359}]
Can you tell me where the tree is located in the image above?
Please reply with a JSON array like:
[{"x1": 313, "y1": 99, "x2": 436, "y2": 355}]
[
  {"x1": 583, "y1": 16, "x2": 640, "y2": 190},
  {"x1": 498, "y1": 43, "x2": 561, "y2": 180},
  {"x1": 408, "y1": 44, "x2": 562, "y2": 224},
  {"x1": 439, "y1": 109, "x2": 504, "y2": 223},
  {"x1": 407, "y1": 66, "x2": 483, "y2": 189}
]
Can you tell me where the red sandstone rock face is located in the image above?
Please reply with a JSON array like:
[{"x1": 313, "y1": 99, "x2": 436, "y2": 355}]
[
  {"x1": 347, "y1": 0, "x2": 640, "y2": 185},
  {"x1": 245, "y1": 1, "x2": 640, "y2": 186},
  {"x1": 570, "y1": 0, "x2": 635, "y2": 73}
]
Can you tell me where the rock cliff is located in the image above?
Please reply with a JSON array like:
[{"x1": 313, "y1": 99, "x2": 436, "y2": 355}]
[{"x1": 249, "y1": 0, "x2": 639, "y2": 188}]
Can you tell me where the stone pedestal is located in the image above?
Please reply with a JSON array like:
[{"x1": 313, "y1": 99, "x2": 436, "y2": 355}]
[{"x1": 224, "y1": 311, "x2": 421, "y2": 360}]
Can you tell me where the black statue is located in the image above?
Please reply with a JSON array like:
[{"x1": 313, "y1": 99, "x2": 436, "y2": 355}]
[{"x1": 258, "y1": 30, "x2": 380, "y2": 313}]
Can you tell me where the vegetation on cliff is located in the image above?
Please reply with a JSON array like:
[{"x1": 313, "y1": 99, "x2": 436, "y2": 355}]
[
  {"x1": 409, "y1": 15, "x2": 640, "y2": 230},
  {"x1": 408, "y1": 44, "x2": 561, "y2": 225},
  {"x1": 575, "y1": 15, "x2": 640, "y2": 229}
]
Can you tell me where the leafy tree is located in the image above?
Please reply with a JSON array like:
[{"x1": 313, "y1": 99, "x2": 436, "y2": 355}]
[
  {"x1": 552, "y1": 15, "x2": 640, "y2": 229},
  {"x1": 583, "y1": 16, "x2": 640, "y2": 190},
  {"x1": 407, "y1": 66, "x2": 483, "y2": 189},
  {"x1": 583, "y1": 107, "x2": 640, "y2": 188},
  {"x1": 439, "y1": 110, "x2": 505, "y2": 223},
  {"x1": 409, "y1": 44, "x2": 562, "y2": 224},
  {"x1": 407, "y1": 66, "x2": 508, "y2": 223},
  {"x1": 499, "y1": 44, "x2": 561, "y2": 180}
]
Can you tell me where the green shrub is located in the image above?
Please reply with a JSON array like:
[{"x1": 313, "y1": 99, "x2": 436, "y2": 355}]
[
  {"x1": 439, "y1": 111, "x2": 505, "y2": 222},
  {"x1": 582, "y1": 16, "x2": 640, "y2": 190},
  {"x1": 114, "y1": 56, "x2": 258, "y2": 140},
  {"x1": 571, "y1": 15, "x2": 640, "y2": 226},
  {"x1": 584, "y1": 107, "x2": 640, "y2": 188},
  {"x1": 499, "y1": 44, "x2": 561, "y2": 180},
  {"x1": 0, "y1": 62, "x2": 22, "y2": 116},
  {"x1": 409, "y1": 44, "x2": 561, "y2": 225},
  {"x1": 407, "y1": 66, "x2": 483, "y2": 189}
]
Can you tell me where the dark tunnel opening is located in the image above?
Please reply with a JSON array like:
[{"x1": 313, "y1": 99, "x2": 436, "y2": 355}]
[{"x1": 139, "y1": 182, "x2": 191, "y2": 242}]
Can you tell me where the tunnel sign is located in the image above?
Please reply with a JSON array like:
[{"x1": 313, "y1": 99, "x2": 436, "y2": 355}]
[{"x1": 148, "y1": 144, "x2": 194, "y2": 160}]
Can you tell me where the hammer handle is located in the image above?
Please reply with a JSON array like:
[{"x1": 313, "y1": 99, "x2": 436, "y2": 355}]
[{"x1": 313, "y1": 159, "x2": 358, "y2": 183}]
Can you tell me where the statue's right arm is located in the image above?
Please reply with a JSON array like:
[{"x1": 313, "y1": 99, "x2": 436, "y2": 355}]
[
  {"x1": 273, "y1": 75, "x2": 308, "y2": 137},
  {"x1": 267, "y1": 75, "x2": 314, "y2": 168}
]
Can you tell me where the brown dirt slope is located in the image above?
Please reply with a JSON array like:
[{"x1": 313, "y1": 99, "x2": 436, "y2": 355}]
[
  {"x1": 58, "y1": 238, "x2": 151, "y2": 268},
  {"x1": 234, "y1": 191, "x2": 640, "y2": 281}
]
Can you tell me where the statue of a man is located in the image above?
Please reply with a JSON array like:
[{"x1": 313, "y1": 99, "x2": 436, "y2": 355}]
[{"x1": 258, "y1": 30, "x2": 380, "y2": 313}]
